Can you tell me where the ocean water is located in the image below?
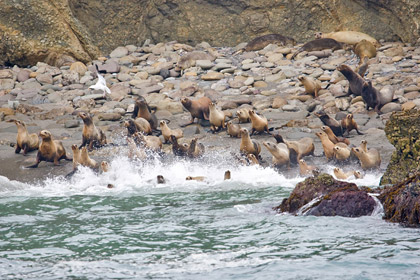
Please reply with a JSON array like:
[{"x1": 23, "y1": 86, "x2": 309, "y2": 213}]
[{"x1": 0, "y1": 154, "x2": 419, "y2": 279}]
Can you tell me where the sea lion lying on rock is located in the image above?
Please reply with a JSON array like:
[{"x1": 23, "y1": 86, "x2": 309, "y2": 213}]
[
  {"x1": 315, "y1": 31, "x2": 379, "y2": 47},
  {"x1": 241, "y1": 34, "x2": 296, "y2": 52},
  {"x1": 291, "y1": 38, "x2": 343, "y2": 60}
]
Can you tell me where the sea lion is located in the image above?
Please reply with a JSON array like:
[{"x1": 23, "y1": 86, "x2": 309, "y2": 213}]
[
  {"x1": 354, "y1": 170, "x2": 363, "y2": 179},
  {"x1": 157, "y1": 175, "x2": 166, "y2": 184},
  {"x1": 160, "y1": 120, "x2": 183, "y2": 143},
  {"x1": 341, "y1": 114, "x2": 363, "y2": 135},
  {"x1": 187, "y1": 138, "x2": 205, "y2": 158},
  {"x1": 242, "y1": 34, "x2": 296, "y2": 52},
  {"x1": 181, "y1": 96, "x2": 211, "y2": 126},
  {"x1": 224, "y1": 170, "x2": 231, "y2": 180},
  {"x1": 11, "y1": 119, "x2": 39, "y2": 155},
  {"x1": 236, "y1": 108, "x2": 250, "y2": 123},
  {"x1": 79, "y1": 112, "x2": 107, "y2": 150},
  {"x1": 263, "y1": 141, "x2": 290, "y2": 168},
  {"x1": 133, "y1": 132, "x2": 162, "y2": 152},
  {"x1": 127, "y1": 137, "x2": 147, "y2": 160},
  {"x1": 71, "y1": 144, "x2": 80, "y2": 170},
  {"x1": 27, "y1": 130, "x2": 71, "y2": 168},
  {"x1": 209, "y1": 102, "x2": 226, "y2": 132},
  {"x1": 355, "y1": 56, "x2": 369, "y2": 77},
  {"x1": 354, "y1": 39, "x2": 377, "y2": 62},
  {"x1": 240, "y1": 128, "x2": 261, "y2": 157},
  {"x1": 80, "y1": 146, "x2": 98, "y2": 169},
  {"x1": 132, "y1": 98, "x2": 158, "y2": 130},
  {"x1": 336, "y1": 64, "x2": 364, "y2": 97},
  {"x1": 226, "y1": 121, "x2": 241, "y2": 138},
  {"x1": 333, "y1": 167, "x2": 354, "y2": 180},
  {"x1": 320, "y1": 126, "x2": 350, "y2": 145},
  {"x1": 333, "y1": 143, "x2": 351, "y2": 161},
  {"x1": 247, "y1": 154, "x2": 260, "y2": 165},
  {"x1": 124, "y1": 118, "x2": 152, "y2": 136},
  {"x1": 299, "y1": 159, "x2": 317, "y2": 176},
  {"x1": 176, "y1": 51, "x2": 216, "y2": 71},
  {"x1": 316, "y1": 131, "x2": 335, "y2": 160},
  {"x1": 298, "y1": 76, "x2": 321, "y2": 97},
  {"x1": 315, "y1": 111, "x2": 344, "y2": 136},
  {"x1": 186, "y1": 176, "x2": 206, "y2": 181},
  {"x1": 352, "y1": 147, "x2": 381, "y2": 170},
  {"x1": 248, "y1": 110, "x2": 269, "y2": 135},
  {"x1": 170, "y1": 135, "x2": 189, "y2": 157},
  {"x1": 291, "y1": 38, "x2": 343, "y2": 60},
  {"x1": 315, "y1": 31, "x2": 379, "y2": 47},
  {"x1": 101, "y1": 161, "x2": 109, "y2": 172},
  {"x1": 273, "y1": 134, "x2": 314, "y2": 163},
  {"x1": 361, "y1": 80, "x2": 381, "y2": 113},
  {"x1": 359, "y1": 139, "x2": 368, "y2": 152}
]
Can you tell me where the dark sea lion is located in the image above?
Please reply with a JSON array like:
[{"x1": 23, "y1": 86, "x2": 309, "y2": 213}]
[
  {"x1": 243, "y1": 34, "x2": 296, "y2": 52},
  {"x1": 361, "y1": 80, "x2": 381, "y2": 113},
  {"x1": 181, "y1": 96, "x2": 212, "y2": 126},
  {"x1": 157, "y1": 175, "x2": 166, "y2": 184},
  {"x1": 27, "y1": 130, "x2": 71, "y2": 168},
  {"x1": 239, "y1": 128, "x2": 261, "y2": 157},
  {"x1": 79, "y1": 112, "x2": 107, "y2": 150},
  {"x1": 187, "y1": 138, "x2": 205, "y2": 158},
  {"x1": 341, "y1": 113, "x2": 364, "y2": 135},
  {"x1": 336, "y1": 64, "x2": 364, "y2": 97},
  {"x1": 170, "y1": 135, "x2": 189, "y2": 157},
  {"x1": 224, "y1": 170, "x2": 231, "y2": 180},
  {"x1": 11, "y1": 119, "x2": 39, "y2": 155},
  {"x1": 315, "y1": 111, "x2": 343, "y2": 136},
  {"x1": 291, "y1": 38, "x2": 343, "y2": 60},
  {"x1": 132, "y1": 98, "x2": 158, "y2": 130}
]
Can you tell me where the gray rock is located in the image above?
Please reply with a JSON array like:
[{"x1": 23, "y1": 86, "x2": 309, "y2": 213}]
[
  {"x1": 82, "y1": 94, "x2": 104, "y2": 100},
  {"x1": 17, "y1": 70, "x2": 30, "y2": 82},
  {"x1": 110, "y1": 46, "x2": 129, "y2": 58},
  {"x1": 380, "y1": 102, "x2": 401, "y2": 114},
  {"x1": 99, "y1": 61, "x2": 121, "y2": 73},
  {"x1": 65, "y1": 120, "x2": 80, "y2": 128},
  {"x1": 0, "y1": 79, "x2": 14, "y2": 90},
  {"x1": 36, "y1": 73, "x2": 53, "y2": 84},
  {"x1": 97, "y1": 113, "x2": 122, "y2": 121}
]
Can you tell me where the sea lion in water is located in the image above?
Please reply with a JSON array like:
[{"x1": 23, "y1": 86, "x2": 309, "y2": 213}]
[
  {"x1": 315, "y1": 111, "x2": 343, "y2": 137},
  {"x1": 333, "y1": 143, "x2": 351, "y2": 162},
  {"x1": 160, "y1": 120, "x2": 183, "y2": 143},
  {"x1": 247, "y1": 154, "x2": 260, "y2": 165},
  {"x1": 336, "y1": 64, "x2": 364, "y2": 97},
  {"x1": 101, "y1": 161, "x2": 109, "y2": 172},
  {"x1": 127, "y1": 137, "x2": 147, "y2": 160},
  {"x1": 181, "y1": 96, "x2": 211, "y2": 126},
  {"x1": 249, "y1": 110, "x2": 269, "y2": 135},
  {"x1": 79, "y1": 112, "x2": 107, "y2": 150},
  {"x1": 299, "y1": 159, "x2": 317, "y2": 176},
  {"x1": 80, "y1": 146, "x2": 98, "y2": 169},
  {"x1": 226, "y1": 121, "x2": 241, "y2": 138},
  {"x1": 187, "y1": 138, "x2": 205, "y2": 158},
  {"x1": 354, "y1": 170, "x2": 363, "y2": 179},
  {"x1": 354, "y1": 39, "x2": 377, "y2": 62},
  {"x1": 333, "y1": 167, "x2": 355, "y2": 180},
  {"x1": 242, "y1": 34, "x2": 296, "y2": 52},
  {"x1": 71, "y1": 144, "x2": 80, "y2": 170},
  {"x1": 273, "y1": 134, "x2": 314, "y2": 163},
  {"x1": 209, "y1": 102, "x2": 226, "y2": 132},
  {"x1": 320, "y1": 126, "x2": 349, "y2": 145},
  {"x1": 11, "y1": 119, "x2": 39, "y2": 155},
  {"x1": 224, "y1": 170, "x2": 231, "y2": 180},
  {"x1": 263, "y1": 141, "x2": 290, "y2": 168},
  {"x1": 291, "y1": 38, "x2": 343, "y2": 60},
  {"x1": 341, "y1": 114, "x2": 364, "y2": 135},
  {"x1": 186, "y1": 176, "x2": 206, "y2": 181},
  {"x1": 315, "y1": 31, "x2": 379, "y2": 47},
  {"x1": 124, "y1": 118, "x2": 152, "y2": 136},
  {"x1": 236, "y1": 108, "x2": 250, "y2": 123},
  {"x1": 132, "y1": 98, "x2": 158, "y2": 130},
  {"x1": 352, "y1": 147, "x2": 381, "y2": 170},
  {"x1": 133, "y1": 132, "x2": 162, "y2": 152},
  {"x1": 298, "y1": 76, "x2": 322, "y2": 97},
  {"x1": 170, "y1": 135, "x2": 189, "y2": 157},
  {"x1": 240, "y1": 128, "x2": 261, "y2": 157},
  {"x1": 27, "y1": 130, "x2": 71, "y2": 168},
  {"x1": 316, "y1": 131, "x2": 335, "y2": 160}
]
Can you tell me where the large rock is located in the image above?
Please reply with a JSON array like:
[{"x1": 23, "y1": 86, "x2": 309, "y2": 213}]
[
  {"x1": 274, "y1": 173, "x2": 376, "y2": 217},
  {"x1": 380, "y1": 110, "x2": 420, "y2": 185}
]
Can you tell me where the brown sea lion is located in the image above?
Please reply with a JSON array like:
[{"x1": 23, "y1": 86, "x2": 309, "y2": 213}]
[
  {"x1": 79, "y1": 112, "x2": 107, "y2": 150},
  {"x1": 187, "y1": 138, "x2": 205, "y2": 158},
  {"x1": 333, "y1": 143, "x2": 351, "y2": 161},
  {"x1": 249, "y1": 110, "x2": 269, "y2": 135},
  {"x1": 181, "y1": 96, "x2": 212, "y2": 126},
  {"x1": 157, "y1": 175, "x2": 166, "y2": 184},
  {"x1": 132, "y1": 98, "x2": 158, "y2": 130},
  {"x1": 242, "y1": 34, "x2": 296, "y2": 52},
  {"x1": 333, "y1": 167, "x2": 354, "y2": 180},
  {"x1": 315, "y1": 31, "x2": 379, "y2": 47},
  {"x1": 316, "y1": 131, "x2": 335, "y2": 160},
  {"x1": 226, "y1": 121, "x2": 241, "y2": 138},
  {"x1": 315, "y1": 111, "x2": 344, "y2": 136},
  {"x1": 236, "y1": 108, "x2": 251, "y2": 123},
  {"x1": 160, "y1": 120, "x2": 183, "y2": 143},
  {"x1": 341, "y1": 114, "x2": 364, "y2": 135},
  {"x1": 186, "y1": 176, "x2": 206, "y2": 181},
  {"x1": 133, "y1": 132, "x2": 162, "y2": 152},
  {"x1": 336, "y1": 64, "x2": 364, "y2": 97},
  {"x1": 299, "y1": 159, "x2": 317, "y2": 176},
  {"x1": 170, "y1": 135, "x2": 189, "y2": 157},
  {"x1": 80, "y1": 146, "x2": 98, "y2": 169},
  {"x1": 11, "y1": 119, "x2": 39, "y2": 155},
  {"x1": 273, "y1": 134, "x2": 314, "y2": 163},
  {"x1": 247, "y1": 154, "x2": 260, "y2": 165},
  {"x1": 224, "y1": 170, "x2": 231, "y2": 180},
  {"x1": 354, "y1": 39, "x2": 376, "y2": 62},
  {"x1": 298, "y1": 76, "x2": 321, "y2": 97},
  {"x1": 361, "y1": 80, "x2": 381, "y2": 113},
  {"x1": 320, "y1": 126, "x2": 350, "y2": 145},
  {"x1": 124, "y1": 118, "x2": 152, "y2": 136},
  {"x1": 352, "y1": 147, "x2": 381, "y2": 170},
  {"x1": 27, "y1": 130, "x2": 71, "y2": 168},
  {"x1": 263, "y1": 141, "x2": 290, "y2": 168},
  {"x1": 209, "y1": 102, "x2": 226, "y2": 132},
  {"x1": 291, "y1": 38, "x2": 343, "y2": 60},
  {"x1": 240, "y1": 128, "x2": 261, "y2": 157}
]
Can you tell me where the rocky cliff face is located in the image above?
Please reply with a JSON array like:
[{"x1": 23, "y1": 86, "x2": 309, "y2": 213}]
[{"x1": 1, "y1": 0, "x2": 420, "y2": 66}]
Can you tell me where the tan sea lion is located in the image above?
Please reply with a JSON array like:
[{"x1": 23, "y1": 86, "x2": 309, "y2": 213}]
[
  {"x1": 352, "y1": 147, "x2": 381, "y2": 170},
  {"x1": 226, "y1": 121, "x2": 241, "y2": 138},
  {"x1": 132, "y1": 98, "x2": 158, "y2": 130},
  {"x1": 209, "y1": 102, "x2": 226, "y2": 132},
  {"x1": 298, "y1": 76, "x2": 321, "y2": 97},
  {"x1": 336, "y1": 64, "x2": 364, "y2": 97},
  {"x1": 181, "y1": 96, "x2": 211, "y2": 126},
  {"x1": 263, "y1": 141, "x2": 290, "y2": 168},
  {"x1": 79, "y1": 112, "x2": 107, "y2": 150},
  {"x1": 240, "y1": 128, "x2": 261, "y2": 157},
  {"x1": 170, "y1": 135, "x2": 189, "y2": 157},
  {"x1": 101, "y1": 161, "x2": 109, "y2": 172},
  {"x1": 333, "y1": 167, "x2": 354, "y2": 180},
  {"x1": 224, "y1": 170, "x2": 231, "y2": 180},
  {"x1": 315, "y1": 111, "x2": 344, "y2": 136},
  {"x1": 354, "y1": 170, "x2": 363, "y2": 179},
  {"x1": 27, "y1": 130, "x2": 71, "y2": 168},
  {"x1": 333, "y1": 143, "x2": 351, "y2": 161},
  {"x1": 236, "y1": 108, "x2": 250, "y2": 123},
  {"x1": 248, "y1": 110, "x2": 269, "y2": 135},
  {"x1": 71, "y1": 144, "x2": 80, "y2": 170},
  {"x1": 133, "y1": 132, "x2": 162, "y2": 152},
  {"x1": 160, "y1": 120, "x2": 183, "y2": 143},
  {"x1": 186, "y1": 176, "x2": 206, "y2": 181},
  {"x1": 316, "y1": 131, "x2": 335, "y2": 160},
  {"x1": 299, "y1": 159, "x2": 317, "y2": 176},
  {"x1": 321, "y1": 126, "x2": 350, "y2": 145},
  {"x1": 291, "y1": 38, "x2": 343, "y2": 60},
  {"x1": 80, "y1": 146, "x2": 98, "y2": 169},
  {"x1": 247, "y1": 154, "x2": 260, "y2": 165},
  {"x1": 11, "y1": 119, "x2": 39, "y2": 155},
  {"x1": 315, "y1": 31, "x2": 379, "y2": 47},
  {"x1": 359, "y1": 140, "x2": 368, "y2": 152},
  {"x1": 127, "y1": 137, "x2": 147, "y2": 160},
  {"x1": 240, "y1": 34, "x2": 296, "y2": 52},
  {"x1": 124, "y1": 118, "x2": 152, "y2": 136},
  {"x1": 341, "y1": 114, "x2": 363, "y2": 135},
  {"x1": 273, "y1": 134, "x2": 314, "y2": 163},
  {"x1": 354, "y1": 39, "x2": 376, "y2": 62},
  {"x1": 187, "y1": 138, "x2": 205, "y2": 158}
]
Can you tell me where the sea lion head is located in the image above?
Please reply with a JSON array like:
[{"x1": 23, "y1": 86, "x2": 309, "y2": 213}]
[
  {"x1": 159, "y1": 120, "x2": 166, "y2": 127},
  {"x1": 299, "y1": 159, "x2": 306, "y2": 165},
  {"x1": 186, "y1": 176, "x2": 193, "y2": 180},
  {"x1": 39, "y1": 130, "x2": 52, "y2": 140},
  {"x1": 180, "y1": 97, "x2": 191, "y2": 108},
  {"x1": 314, "y1": 32, "x2": 323, "y2": 39},
  {"x1": 13, "y1": 120, "x2": 25, "y2": 128},
  {"x1": 240, "y1": 128, "x2": 249, "y2": 136},
  {"x1": 157, "y1": 175, "x2": 165, "y2": 184},
  {"x1": 101, "y1": 161, "x2": 109, "y2": 172},
  {"x1": 346, "y1": 114, "x2": 353, "y2": 120},
  {"x1": 354, "y1": 171, "x2": 363, "y2": 179},
  {"x1": 361, "y1": 140, "x2": 367, "y2": 145},
  {"x1": 71, "y1": 144, "x2": 78, "y2": 151}
]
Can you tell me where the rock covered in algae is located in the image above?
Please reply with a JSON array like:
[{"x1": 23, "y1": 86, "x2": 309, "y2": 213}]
[
  {"x1": 380, "y1": 110, "x2": 420, "y2": 186},
  {"x1": 274, "y1": 173, "x2": 375, "y2": 217}
]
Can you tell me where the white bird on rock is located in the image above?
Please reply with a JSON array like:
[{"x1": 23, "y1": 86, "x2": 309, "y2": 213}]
[{"x1": 89, "y1": 64, "x2": 111, "y2": 97}]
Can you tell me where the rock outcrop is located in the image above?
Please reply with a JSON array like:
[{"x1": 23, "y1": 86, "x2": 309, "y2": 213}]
[
  {"x1": 1, "y1": 0, "x2": 420, "y2": 66},
  {"x1": 380, "y1": 110, "x2": 420, "y2": 186},
  {"x1": 274, "y1": 173, "x2": 376, "y2": 217}
]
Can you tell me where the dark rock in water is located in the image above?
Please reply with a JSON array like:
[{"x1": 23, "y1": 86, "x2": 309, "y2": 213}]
[
  {"x1": 380, "y1": 110, "x2": 420, "y2": 185},
  {"x1": 274, "y1": 173, "x2": 375, "y2": 217},
  {"x1": 379, "y1": 173, "x2": 420, "y2": 227}
]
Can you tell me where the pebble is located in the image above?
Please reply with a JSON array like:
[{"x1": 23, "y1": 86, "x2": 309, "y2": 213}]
[{"x1": 201, "y1": 72, "x2": 224, "y2": 80}]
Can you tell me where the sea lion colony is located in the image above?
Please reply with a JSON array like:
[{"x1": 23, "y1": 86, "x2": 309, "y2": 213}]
[{"x1": 6, "y1": 29, "x2": 407, "y2": 183}]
